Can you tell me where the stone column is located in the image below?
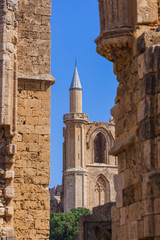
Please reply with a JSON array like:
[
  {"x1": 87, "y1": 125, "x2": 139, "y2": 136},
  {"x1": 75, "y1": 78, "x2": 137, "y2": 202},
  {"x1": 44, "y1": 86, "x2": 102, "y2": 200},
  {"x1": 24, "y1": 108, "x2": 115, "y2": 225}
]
[{"x1": 96, "y1": 0, "x2": 160, "y2": 239}]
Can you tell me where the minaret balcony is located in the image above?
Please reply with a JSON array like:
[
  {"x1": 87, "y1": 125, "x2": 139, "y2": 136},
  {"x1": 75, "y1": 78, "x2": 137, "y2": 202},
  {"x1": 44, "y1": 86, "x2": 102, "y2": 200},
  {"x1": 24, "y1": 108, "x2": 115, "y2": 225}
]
[{"x1": 63, "y1": 113, "x2": 88, "y2": 122}]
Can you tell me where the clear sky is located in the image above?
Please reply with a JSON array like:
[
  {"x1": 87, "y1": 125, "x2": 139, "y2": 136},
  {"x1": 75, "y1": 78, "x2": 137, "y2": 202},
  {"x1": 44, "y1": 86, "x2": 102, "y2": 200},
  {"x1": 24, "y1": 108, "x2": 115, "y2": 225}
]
[{"x1": 49, "y1": 0, "x2": 118, "y2": 188}]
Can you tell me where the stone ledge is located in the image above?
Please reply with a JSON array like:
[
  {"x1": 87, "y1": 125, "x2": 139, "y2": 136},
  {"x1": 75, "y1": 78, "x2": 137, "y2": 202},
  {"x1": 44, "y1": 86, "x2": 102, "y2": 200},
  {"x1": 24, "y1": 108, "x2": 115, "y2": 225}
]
[
  {"x1": 18, "y1": 73, "x2": 55, "y2": 84},
  {"x1": 95, "y1": 27, "x2": 134, "y2": 42},
  {"x1": 86, "y1": 164, "x2": 117, "y2": 168},
  {"x1": 64, "y1": 167, "x2": 88, "y2": 175},
  {"x1": 109, "y1": 133, "x2": 136, "y2": 156}
]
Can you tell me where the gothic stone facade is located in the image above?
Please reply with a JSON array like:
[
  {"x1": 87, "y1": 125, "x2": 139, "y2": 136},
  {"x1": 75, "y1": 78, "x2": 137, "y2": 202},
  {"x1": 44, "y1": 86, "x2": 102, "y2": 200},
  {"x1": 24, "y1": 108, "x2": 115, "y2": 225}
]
[
  {"x1": 63, "y1": 66, "x2": 117, "y2": 212},
  {"x1": 0, "y1": 0, "x2": 54, "y2": 239},
  {"x1": 78, "y1": 0, "x2": 160, "y2": 239}
]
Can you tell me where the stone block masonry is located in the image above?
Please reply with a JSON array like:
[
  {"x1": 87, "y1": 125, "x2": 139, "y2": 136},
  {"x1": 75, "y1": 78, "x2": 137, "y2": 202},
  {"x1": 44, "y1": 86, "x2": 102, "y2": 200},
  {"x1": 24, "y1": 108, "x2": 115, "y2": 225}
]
[
  {"x1": 95, "y1": 0, "x2": 160, "y2": 239},
  {"x1": 0, "y1": 0, "x2": 54, "y2": 239},
  {"x1": 78, "y1": 1, "x2": 160, "y2": 239},
  {"x1": 13, "y1": 80, "x2": 52, "y2": 239}
]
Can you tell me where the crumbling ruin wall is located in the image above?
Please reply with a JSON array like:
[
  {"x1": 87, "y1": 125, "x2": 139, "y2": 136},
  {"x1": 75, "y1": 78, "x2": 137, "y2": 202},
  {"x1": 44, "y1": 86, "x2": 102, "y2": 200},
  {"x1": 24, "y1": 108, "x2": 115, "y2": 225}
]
[
  {"x1": 0, "y1": 0, "x2": 54, "y2": 239},
  {"x1": 95, "y1": 0, "x2": 160, "y2": 239},
  {"x1": 49, "y1": 185, "x2": 62, "y2": 213},
  {"x1": 76, "y1": 202, "x2": 115, "y2": 240}
]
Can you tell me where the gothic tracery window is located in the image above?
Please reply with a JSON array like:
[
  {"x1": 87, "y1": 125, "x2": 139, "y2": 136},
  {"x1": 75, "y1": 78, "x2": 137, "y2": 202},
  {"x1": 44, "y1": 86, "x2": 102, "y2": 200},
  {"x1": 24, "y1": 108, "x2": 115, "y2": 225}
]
[
  {"x1": 94, "y1": 132, "x2": 106, "y2": 163},
  {"x1": 95, "y1": 176, "x2": 106, "y2": 206}
]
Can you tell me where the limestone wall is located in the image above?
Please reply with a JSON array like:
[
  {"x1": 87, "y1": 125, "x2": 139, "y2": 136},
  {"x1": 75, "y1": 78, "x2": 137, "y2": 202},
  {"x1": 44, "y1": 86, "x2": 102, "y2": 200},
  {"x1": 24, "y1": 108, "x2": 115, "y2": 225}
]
[
  {"x1": 0, "y1": 126, "x2": 16, "y2": 238},
  {"x1": 16, "y1": 0, "x2": 51, "y2": 77},
  {"x1": 96, "y1": 0, "x2": 160, "y2": 239},
  {"x1": 14, "y1": 80, "x2": 51, "y2": 239},
  {"x1": 0, "y1": 0, "x2": 54, "y2": 239}
]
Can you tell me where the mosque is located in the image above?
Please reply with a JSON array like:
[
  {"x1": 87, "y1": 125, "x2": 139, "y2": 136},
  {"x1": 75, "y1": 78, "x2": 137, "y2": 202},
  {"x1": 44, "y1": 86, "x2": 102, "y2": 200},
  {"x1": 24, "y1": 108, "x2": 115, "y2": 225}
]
[{"x1": 62, "y1": 63, "x2": 118, "y2": 211}]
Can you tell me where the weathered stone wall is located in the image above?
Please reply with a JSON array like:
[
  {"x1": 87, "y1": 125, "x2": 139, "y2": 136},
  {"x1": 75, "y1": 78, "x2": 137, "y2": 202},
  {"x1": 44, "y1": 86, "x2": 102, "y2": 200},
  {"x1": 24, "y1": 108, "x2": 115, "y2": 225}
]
[
  {"x1": 110, "y1": 32, "x2": 160, "y2": 240},
  {"x1": 49, "y1": 185, "x2": 62, "y2": 213},
  {"x1": 0, "y1": 0, "x2": 19, "y2": 238},
  {"x1": 95, "y1": 0, "x2": 160, "y2": 239},
  {"x1": 76, "y1": 202, "x2": 115, "y2": 240},
  {"x1": 0, "y1": 0, "x2": 18, "y2": 129},
  {"x1": 0, "y1": 126, "x2": 16, "y2": 238},
  {"x1": 0, "y1": 0, "x2": 54, "y2": 239},
  {"x1": 16, "y1": 0, "x2": 51, "y2": 77},
  {"x1": 13, "y1": 80, "x2": 51, "y2": 239}
]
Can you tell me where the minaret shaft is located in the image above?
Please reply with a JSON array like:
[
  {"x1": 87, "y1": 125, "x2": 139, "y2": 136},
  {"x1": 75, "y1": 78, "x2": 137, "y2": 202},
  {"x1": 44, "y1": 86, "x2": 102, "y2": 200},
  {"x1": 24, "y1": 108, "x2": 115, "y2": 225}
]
[
  {"x1": 70, "y1": 89, "x2": 82, "y2": 113},
  {"x1": 69, "y1": 63, "x2": 82, "y2": 113}
]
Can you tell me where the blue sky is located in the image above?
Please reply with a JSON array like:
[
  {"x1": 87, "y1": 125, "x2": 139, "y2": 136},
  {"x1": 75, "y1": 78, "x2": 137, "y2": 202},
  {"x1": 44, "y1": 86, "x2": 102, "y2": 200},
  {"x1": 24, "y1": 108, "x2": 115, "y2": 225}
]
[{"x1": 49, "y1": 0, "x2": 118, "y2": 188}]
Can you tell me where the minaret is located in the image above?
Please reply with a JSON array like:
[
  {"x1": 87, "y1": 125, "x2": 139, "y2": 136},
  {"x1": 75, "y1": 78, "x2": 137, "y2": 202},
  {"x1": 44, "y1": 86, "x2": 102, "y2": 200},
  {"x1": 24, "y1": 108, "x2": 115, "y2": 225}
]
[
  {"x1": 70, "y1": 60, "x2": 82, "y2": 113},
  {"x1": 63, "y1": 62, "x2": 88, "y2": 212}
]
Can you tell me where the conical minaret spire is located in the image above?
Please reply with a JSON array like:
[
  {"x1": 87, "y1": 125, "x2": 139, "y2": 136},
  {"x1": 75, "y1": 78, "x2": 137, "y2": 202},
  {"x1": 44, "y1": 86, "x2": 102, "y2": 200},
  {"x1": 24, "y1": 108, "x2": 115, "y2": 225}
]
[
  {"x1": 70, "y1": 61, "x2": 82, "y2": 113},
  {"x1": 70, "y1": 60, "x2": 82, "y2": 89}
]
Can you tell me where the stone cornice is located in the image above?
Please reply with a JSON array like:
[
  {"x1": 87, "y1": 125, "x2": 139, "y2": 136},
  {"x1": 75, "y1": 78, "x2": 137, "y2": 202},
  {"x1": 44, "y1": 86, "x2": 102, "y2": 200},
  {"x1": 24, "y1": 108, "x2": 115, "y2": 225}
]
[
  {"x1": 64, "y1": 167, "x2": 88, "y2": 175},
  {"x1": 18, "y1": 73, "x2": 55, "y2": 84}
]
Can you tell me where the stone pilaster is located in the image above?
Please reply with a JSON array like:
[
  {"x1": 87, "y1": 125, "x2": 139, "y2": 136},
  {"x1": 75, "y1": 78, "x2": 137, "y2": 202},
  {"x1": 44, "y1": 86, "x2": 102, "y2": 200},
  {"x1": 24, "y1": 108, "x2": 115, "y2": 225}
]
[{"x1": 0, "y1": 0, "x2": 18, "y2": 238}]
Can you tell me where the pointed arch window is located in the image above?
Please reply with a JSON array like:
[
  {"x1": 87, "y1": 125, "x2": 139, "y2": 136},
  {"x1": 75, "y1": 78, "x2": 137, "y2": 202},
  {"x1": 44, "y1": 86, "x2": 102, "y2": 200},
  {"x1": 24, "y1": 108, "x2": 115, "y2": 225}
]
[
  {"x1": 94, "y1": 175, "x2": 109, "y2": 206},
  {"x1": 94, "y1": 132, "x2": 106, "y2": 163}
]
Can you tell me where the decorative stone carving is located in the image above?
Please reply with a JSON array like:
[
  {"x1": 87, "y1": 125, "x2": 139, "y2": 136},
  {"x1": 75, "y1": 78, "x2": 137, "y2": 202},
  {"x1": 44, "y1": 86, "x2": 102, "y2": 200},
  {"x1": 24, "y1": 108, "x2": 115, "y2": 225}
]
[{"x1": 95, "y1": 176, "x2": 106, "y2": 205}]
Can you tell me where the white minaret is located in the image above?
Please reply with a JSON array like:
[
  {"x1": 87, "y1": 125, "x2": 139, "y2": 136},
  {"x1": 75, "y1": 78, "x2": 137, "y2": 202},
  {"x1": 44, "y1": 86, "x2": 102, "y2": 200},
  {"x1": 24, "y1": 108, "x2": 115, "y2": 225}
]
[{"x1": 63, "y1": 62, "x2": 88, "y2": 212}]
